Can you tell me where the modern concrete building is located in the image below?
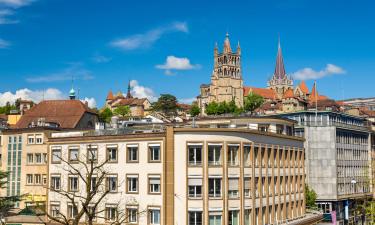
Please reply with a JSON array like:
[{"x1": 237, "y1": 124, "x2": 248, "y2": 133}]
[
  {"x1": 278, "y1": 111, "x2": 373, "y2": 225},
  {"x1": 43, "y1": 118, "x2": 320, "y2": 225}
]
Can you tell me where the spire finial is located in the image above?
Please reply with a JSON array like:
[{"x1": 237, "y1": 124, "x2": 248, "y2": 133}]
[
  {"x1": 69, "y1": 75, "x2": 76, "y2": 100},
  {"x1": 126, "y1": 79, "x2": 133, "y2": 98},
  {"x1": 278, "y1": 33, "x2": 281, "y2": 49}
]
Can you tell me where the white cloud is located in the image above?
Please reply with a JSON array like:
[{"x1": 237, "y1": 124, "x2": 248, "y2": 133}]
[
  {"x1": 130, "y1": 80, "x2": 158, "y2": 102},
  {"x1": 292, "y1": 64, "x2": 346, "y2": 80},
  {"x1": 0, "y1": 88, "x2": 64, "y2": 106},
  {"x1": 0, "y1": 38, "x2": 10, "y2": 48},
  {"x1": 81, "y1": 97, "x2": 97, "y2": 108},
  {"x1": 92, "y1": 54, "x2": 111, "y2": 63},
  {"x1": 0, "y1": 9, "x2": 18, "y2": 24},
  {"x1": 110, "y1": 21, "x2": 188, "y2": 51},
  {"x1": 26, "y1": 65, "x2": 94, "y2": 83},
  {"x1": 0, "y1": 0, "x2": 34, "y2": 7},
  {"x1": 178, "y1": 97, "x2": 196, "y2": 104},
  {"x1": 156, "y1": 55, "x2": 199, "y2": 75}
]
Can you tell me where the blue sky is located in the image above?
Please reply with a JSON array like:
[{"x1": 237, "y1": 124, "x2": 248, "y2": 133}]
[{"x1": 0, "y1": 0, "x2": 374, "y2": 107}]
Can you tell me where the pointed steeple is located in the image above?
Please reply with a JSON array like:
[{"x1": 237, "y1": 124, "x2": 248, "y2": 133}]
[
  {"x1": 126, "y1": 80, "x2": 133, "y2": 98},
  {"x1": 237, "y1": 41, "x2": 241, "y2": 55},
  {"x1": 299, "y1": 81, "x2": 309, "y2": 94},
  {"x1": 214, "y1": 42, "x2": 218, "y2": 55},
  {"x1": 274, "y1": 37, "x2": 286, "y2": 79},
  {"x1": 69, "y1": 76, "x2": 76, "y2": 100},
  {"x1": 106, "y1": 90, "x2": 114, "y2": 101},
  {"x1": 309, "y1": 82, "x2": 318, "y2": 102},
  {"x1": 223, "y1": 32, "x2": 232, "y2": 53}
]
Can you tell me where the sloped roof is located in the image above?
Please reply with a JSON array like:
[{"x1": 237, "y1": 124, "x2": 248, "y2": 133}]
[
  {"x1": 16, "y1": 100, "x2": 97, "y2": 129},
  {"x1": 106, "y1": 91, "x2": 114, "y2": 100},
  {"x1": 244, "y1": 87, "x2": 276, "y2": 100},
  {"x1": 274, "y1": 42, "x2": 286, "y2": 79},
  {"x1": 113, "y1": 98, "x2": 147, "y2": 107},
  {"x1": 299, "y1": 81, "x2": 309, "y2": 94},
  {"x1": 283, "y1": 89, "x2": 294, "y2": 98}
]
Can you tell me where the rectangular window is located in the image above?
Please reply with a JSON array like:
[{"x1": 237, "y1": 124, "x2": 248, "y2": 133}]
[
  {"x1": 87, "y1": 206, "x2": 97, "y2": 221},
  {"x1": 107, "y1": 146, "x2": 118, "y2": 162},
  {"x1": 243, "y1": 145, "x2": 251, "y2": 167},
  {"x1": 228, "y1": 178, "x2": 239, "y2": 198},
  {"x1": 209, "y1": 213, "x2": 222, "y2": 225},
  {"x1": 244, "y1": 209, "x2": 251, "y2": 225},
  {"x1": 127, "y1": 176, "x2": 138, "y2": 193},
  {"x1": 50, "y1": 203, "x2": 60, "y2": 218},
  {"x1": 105, "y1": 206, "x2": 117, "y2": 221},
  {"x1": 35, "y1": 153, "x2": 42, "y2": 163},
  {"x1": 27, "y1": 135, "x2": 34, "y2": 144},
  {"x1": 127, "y1": 145, "x2": 138, "y2": 162},
  {"x1": 188, "y1": 145, "x2": 202, "y2": 166},
  {"x1": 89, "y1": 176, "x2": 97, "y2": 192},
  {"x1": 228, "y1": 210, "x2": 239, "y2": 225},
  {"x1": 69, "y1": 148, "x2": 79, "y2": 162},
  {"x1": 35, "y1": 134, "x2": 43, "y2": 144},
  {"x1": 149, "y1": 176, "x2": 161, "y2": 194},
  {"x1": 149, "y1": 144, "x2": 161, "y2": 162},
  {"x1": 27, "y1": 153, "x2": 33, "y2": 164},
  {"x1": 87, "y1": 145, "x2": 98, "y2": 163},
  {"x1": 51, "y1": 148, "x2": 61, "y2": 163},
  {"x1": 244, "y1": 177, "x2": 251, "y2": 197},
  {"x1": 127, "y1": 208, "x2": 138, "y2": 224},
  {"x1": 106, "y1": 176, "x2": 118, "y2": 192},
  {"x1": 51, "y1": 176, "x2": 61, "y2": 190},
  {"x1": 228, "y1": 145, "x2": 239, "y2": 166},
  {"x1": 35, "y1": 174, "x2": 41, "y2": 185},
  {"x1": 149, "y1": 209, "x2": 161, "y2": 225},
  {"x1": 188, "y1": 211, "x2": 202, "y2": 225},
  {"x1": 188, "y1": 178, "x2": 202, "y2": 198},
  {"x1": 67, "y1": 204, "x2": 78, "y2": 219},
  {"x1": 43, "y1": 153, "x2": 47, "y2": 163},
  {"x1": 208, "y1": 144, "x2": 222, "y2": 166},
  {"x1": 69, "y1": 176, "x2": 79, "y2": 192},
  {"x1": 42, "y1": 174, "x2": 47, "y2": 185},
  {"x1": 26, "y1": 174, "x2": 33, "y2": 184},
  {"x1": 209, "y1": 178, "x2": 222, "y2": 198}
]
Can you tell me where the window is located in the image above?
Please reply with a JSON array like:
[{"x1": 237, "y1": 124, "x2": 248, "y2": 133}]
[
  {"x1": 208, "y1": 178, "x2": 221, "y2": 198},
  {"x1": 87, "y1": 145, "x2": 98, "y2": 163},
  {"x1": 228, "y1": 145, "x2": 239, "y2": 166},
  {"x1": 87, "y1": 206, "x2": 97, "y2": 221},
  {"x1": 105, "y1": 206, "x2": 117, "y2": 221},
  {"x1": 149, "y1": 209, "x2": 160, "y2": 225},
  {"x1": 67, "y1": 204, "x2": 78, "y2": 219},
  {"x1": 42, "y1": 174, "x2": 47, "y2": 185},
  {"x1": 149, "y1": 144, "x2": 161, "y2": 162},
  {"x1": 27, "y1": 153, "x2": 33, "y2": 164},
  {"x1": 35, "y1": 174, "x2": 41, "y2": 185},
  {"x1": 50, "y1": 203, "x2": 60, "y2": 218},
  {"x1": 209, "y1": 213, "x2": 222, "y2": 225},
  {"x1": 188, "y1": 145, "x2": 202, "y2": 166},
  {"x1": 127, "y1": 176, "x2": 138, "y2": 193},
  {"x1": 243, "y1": 145, "x2": 251, "y2": 166},
  {"x1": 188, "y1": 211, "x2": 202, "y2": 225},
  {"x1": 35, "y1": 134, "x2": 43, "y2": 144},
  {"x1": 89, "y1": 176, "x2": 97, "y2": 192},
  {"x1": 228, "y1": 210, "x2": 239, "y2": 225},
  {"x1": 51, "y1": 176, "x2": 61, "y2": 190},
  {"x1": 127, "y1": 208, "x2": 138, "y2": 224},
  {"x1": 69, "y1": 148, "x2": 79, "y2": 162},
  {"x1": 188, "y1": 178, "x2": 202, "y2": 198},
  {"x1": 51, "y1": 148, "x2": 61, "y2": 163},
  {"x1": 244, "y1": 209, "x2": 251, "y2": 225},
  {"x1": 244, "y1": 177, "x2": 251, "y2": 197},
  {"x1": 107, "y1": 176, "x2": 118, "y2": 192},
  {"x1": 35, "y1": 153, "x2": 42, "y2": 163},
  {"x1": 127, "y1": 145, "x2": 138, "y2": 162},
  {"x1": 276, "y1": 124, "x2": 284, "y2": 134},
  {"x1": 149, "y1": 176, "x2": 161, "y2": 194},
  {"x1": 27, "y1": 135, "x2": 34, "y2": 144},
  {"x1": 208, "y1": 145, "x2": 222, "y2": 166},
  {"x1": 26, "y1": 174, "x2": 33, "y2": 184},
  {"x1": 43, "y1": 153, "x2": 47, "y2": 163},
  {"x1": 69, "y1": 176, "x2": 79, "y2": 192},
  {"x1": 107, "y1": 146, "x2": 117, "y2": 162},
  {"x1": 228, "y1": 178, "x2": 239, "y2": 198}
]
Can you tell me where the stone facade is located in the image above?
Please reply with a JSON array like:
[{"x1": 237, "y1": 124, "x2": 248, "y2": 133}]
[{"x1": 197, "y1": 33, "x2": 243, "y2": 114}]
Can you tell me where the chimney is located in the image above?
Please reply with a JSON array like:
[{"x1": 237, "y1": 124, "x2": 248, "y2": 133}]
[{"x1": 84, "y1": 101, "x2": 89, "y2": 107}]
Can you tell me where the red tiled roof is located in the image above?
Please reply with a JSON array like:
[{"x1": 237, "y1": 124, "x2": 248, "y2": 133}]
[
  {"x1": 16, "y1": 100, "x2": 97, "y2": 129},
  {"x1": 106, "y1": 91, "x2": 114, "y2": 100},
  {"x1": 243, "y1": 87, "x2": 276, "y2": 100},
  {"x1": 283, "y1": 89, "x2": 294, "y2": 98},
  {"x1": 299, "y1": 81, "x2": 309, "y2": 94},
  {"x1": 113, "y1": 98, "x2": 146, "y2": 107}
]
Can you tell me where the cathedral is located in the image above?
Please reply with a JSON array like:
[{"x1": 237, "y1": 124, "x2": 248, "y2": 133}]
[{"x1": 197, "y1": 34, "x2": 329, "y2": 115}]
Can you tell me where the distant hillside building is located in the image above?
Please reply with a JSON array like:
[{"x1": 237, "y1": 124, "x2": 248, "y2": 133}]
[
  {"x1": 197, "y1": 34, "x2": 330, "y2": 115},
  {"x1": 105, "y1": 82, "x2": 151, "y2": 117}
]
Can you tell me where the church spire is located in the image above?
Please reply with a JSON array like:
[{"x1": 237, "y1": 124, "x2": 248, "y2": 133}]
[
  {"x1": 274, "y1": 37, "x2": 286, "y2": 79},
  {"x1": 126, "y1": 80, "x2": 133, "y2": 98},
  {"x1": 237, "y1": 41, "x2": 241, "y2": 55},
  {"x1": 223, "y1": 32, "x2": 232, "y2": 53}
]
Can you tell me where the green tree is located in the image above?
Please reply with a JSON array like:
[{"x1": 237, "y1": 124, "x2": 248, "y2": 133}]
[
  {"x1": 217, "y1": 101, "x2": 228, "y2": 114},
  {"x1": 205, "y1": 102, "x2": 219, "y2": 115},
  {"x1": 305, "y1": 184, "x2": 317, "y2": 209},
  {"x1": 244, "y1": 92, "x2": 265, "y2": 114},
  {"x1": 99, "y1": 107, "x2": 113, "y2": 123},
  {"x1": 227, "y1": 100, "x2": 238, "y2": 113},
  {"x1": 153, "y1": 94, "x2": 178, "y2": 116},
  {"x1": 113, "y1": 105, "x2": 131, "y2": 117},
  {"x1": 190, "y1": 104, "x2": 201, "y2": 117},
  {"x1": 0, "y1": 170, "x2": 22, "y2": 225}
]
